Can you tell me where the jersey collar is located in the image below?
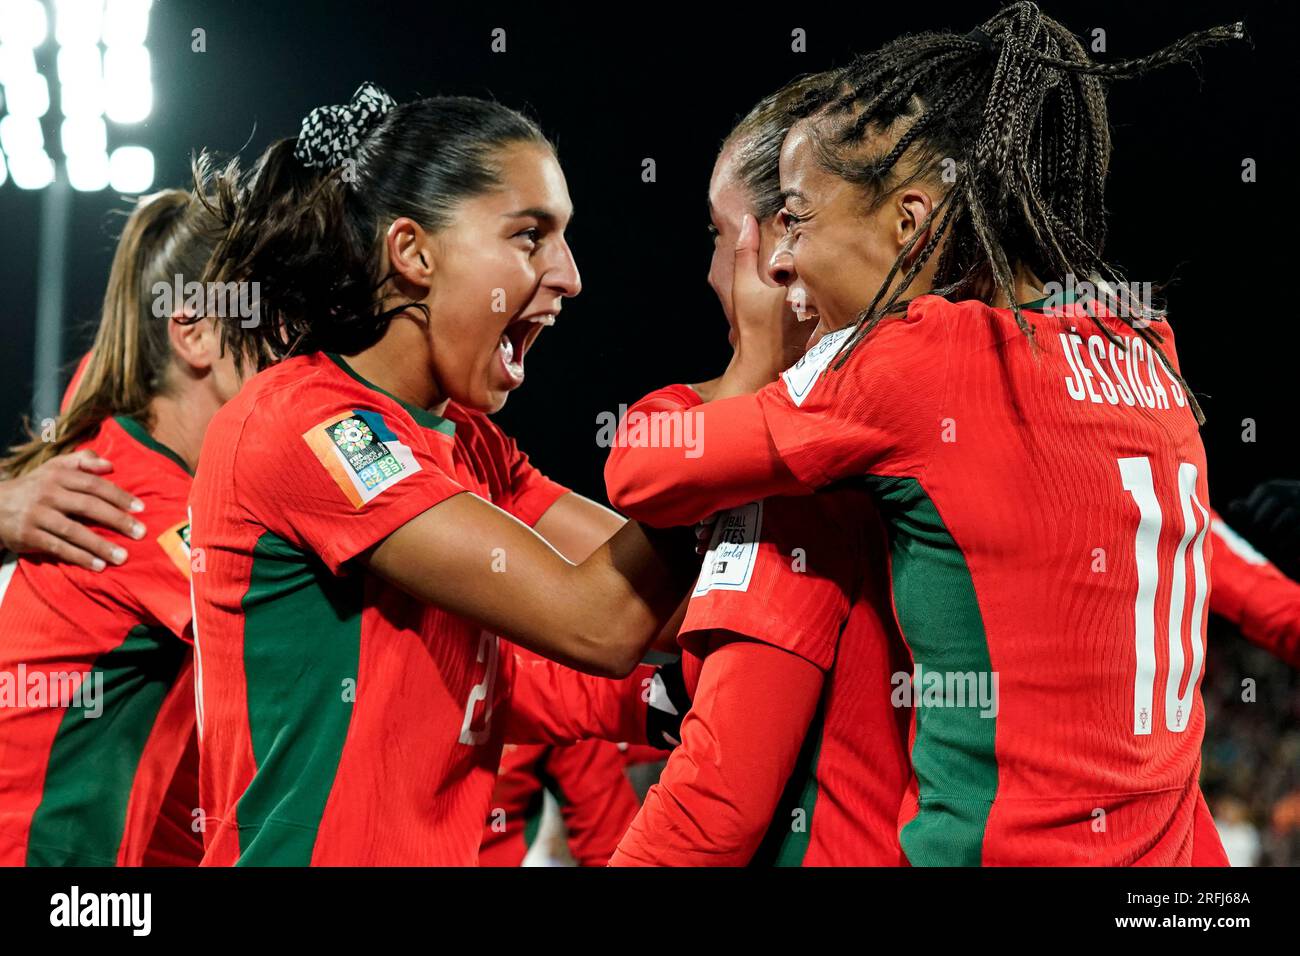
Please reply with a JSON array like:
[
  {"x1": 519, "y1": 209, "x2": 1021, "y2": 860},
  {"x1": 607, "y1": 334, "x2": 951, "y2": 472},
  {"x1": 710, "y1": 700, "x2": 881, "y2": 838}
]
[
  {"x1": 323, "y1": 352, "x2": 456, "y2": 437},
  {"x1": 112, "y1": 415, "x2": 194, "y2": 476}
]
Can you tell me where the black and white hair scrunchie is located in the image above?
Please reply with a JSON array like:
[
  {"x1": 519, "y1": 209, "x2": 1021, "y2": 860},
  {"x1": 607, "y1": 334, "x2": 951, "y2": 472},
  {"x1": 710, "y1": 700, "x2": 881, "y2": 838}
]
[{"x1": 293, "y1": 81, "x2": 396, "y2": 170}]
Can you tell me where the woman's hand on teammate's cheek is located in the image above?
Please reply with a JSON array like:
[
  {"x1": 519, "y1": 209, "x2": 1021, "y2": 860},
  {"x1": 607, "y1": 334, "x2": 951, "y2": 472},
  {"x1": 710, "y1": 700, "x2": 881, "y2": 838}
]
[{"x1": 716, "y1": 215, "x2": 793, "y2": 399}]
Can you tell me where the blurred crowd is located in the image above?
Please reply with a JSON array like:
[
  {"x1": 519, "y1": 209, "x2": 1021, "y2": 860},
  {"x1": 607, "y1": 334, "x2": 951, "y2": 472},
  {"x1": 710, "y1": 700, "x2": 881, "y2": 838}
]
[{"x1": 1204, "y1": 622, "x2": 1300, "y2": 866}]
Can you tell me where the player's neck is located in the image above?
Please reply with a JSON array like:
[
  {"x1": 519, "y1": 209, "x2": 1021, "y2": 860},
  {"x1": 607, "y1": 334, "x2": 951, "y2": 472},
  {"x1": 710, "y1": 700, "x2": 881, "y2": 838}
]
[
  {"x1": 146, "y1": 385, "x2": 220, "y2": 473},
  {"x1": 988, "y1": 266, "x2": 1047, "y2": 308},
  {"x1": 344, "y1": 325, "x2": 451, "y2": 419}
]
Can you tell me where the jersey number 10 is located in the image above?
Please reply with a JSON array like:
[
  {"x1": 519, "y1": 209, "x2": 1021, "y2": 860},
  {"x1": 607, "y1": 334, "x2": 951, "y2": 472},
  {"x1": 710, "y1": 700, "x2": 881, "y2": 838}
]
[{"x1": 1118, "y1": 457, "x2": 1209, "y2": 736}]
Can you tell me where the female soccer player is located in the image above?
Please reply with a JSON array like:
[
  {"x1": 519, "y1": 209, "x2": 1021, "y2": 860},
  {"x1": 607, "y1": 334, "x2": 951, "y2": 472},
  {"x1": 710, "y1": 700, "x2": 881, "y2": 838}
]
[
  {"x1": 0, "y1": 189, "x2": 235, "y2": 865},
  {"x1": 189, "y1": 85, "x2": 692, "y2": 865},
  {"x1": 613, "y1": 77, "x2": 914, "y2": 867},
  {"x1": 606, "y1": 6, "x2": 1245, "y2": 865},
  {"x1": 616, "y1": 61, "x2": 1300, "y2": 868}
]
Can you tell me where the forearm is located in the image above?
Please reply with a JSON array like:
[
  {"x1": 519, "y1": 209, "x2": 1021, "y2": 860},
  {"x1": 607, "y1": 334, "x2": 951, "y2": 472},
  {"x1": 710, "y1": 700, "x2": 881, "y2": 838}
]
[
  {"x1": 368, "y1": 493, "x2": 696, "y2": 677},
  {"x1": 504, "y1": 656, "x2": 658, "y2": 745},
  {"x1": 604, "y1": 389, "x2": 805, "y2": 528},
  {"x1": 1218, "y1": 577, "x2": 1300, "y2": 667},
  {"x1": 610, "y1": 636, "x2": 823, "y2": 867}
]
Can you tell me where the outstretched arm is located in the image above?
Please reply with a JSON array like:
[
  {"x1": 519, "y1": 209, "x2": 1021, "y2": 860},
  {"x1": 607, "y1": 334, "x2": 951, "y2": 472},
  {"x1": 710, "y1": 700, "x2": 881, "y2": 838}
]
[{"x1": 367, "y1": 491, "x2": 696, "y2": 677}]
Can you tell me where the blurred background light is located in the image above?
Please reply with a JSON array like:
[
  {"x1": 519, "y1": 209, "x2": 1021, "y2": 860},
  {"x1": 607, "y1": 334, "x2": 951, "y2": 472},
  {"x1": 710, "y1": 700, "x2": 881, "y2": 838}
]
[{"x1": 108, "y1": 143, "x2": 151, "y2": 191}]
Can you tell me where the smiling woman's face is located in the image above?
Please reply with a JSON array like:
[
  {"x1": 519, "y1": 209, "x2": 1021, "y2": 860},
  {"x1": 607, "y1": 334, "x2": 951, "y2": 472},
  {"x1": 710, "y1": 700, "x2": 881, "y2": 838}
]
[
  {"x1": 420, "y1": 141, "x2": 581, "y2": 413},
  {"x1": 770, "y1": 119, "x2": 922, "y2": 338}
]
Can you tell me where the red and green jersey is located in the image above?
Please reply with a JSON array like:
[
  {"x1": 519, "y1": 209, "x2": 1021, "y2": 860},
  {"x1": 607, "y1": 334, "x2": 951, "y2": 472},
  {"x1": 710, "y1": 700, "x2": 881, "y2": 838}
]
[
  {"x1": 607, "y1": 295, "x2": 1219, "y2": 866},
  {"x1": 190, "y1": 351, "x2": 658, "y2": 866},
  {"x1": 479, "y1": 736, "x2": 643, "y2": 867},
  {"x1": 675, "y1": 485, "x2": 912, "y2": 866},
  {"x1": 0, "y1": 415, "x2": 199, "y2": 866}
]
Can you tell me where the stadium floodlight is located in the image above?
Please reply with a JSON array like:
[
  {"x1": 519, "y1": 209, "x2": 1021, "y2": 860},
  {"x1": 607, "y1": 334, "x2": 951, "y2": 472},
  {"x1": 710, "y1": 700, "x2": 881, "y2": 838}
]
[
  {"x1": 62, "y1": 114, "x2": 107, "y2": 190},
  {"x1": 53, "y1": 0, "x2": 105, "y2": 47},
  {"x1": 0, "y1": 111, "x2": 49, "y2": 180},
  {"x1": 1, "y1": 0, "x2": 156, "y2": 419},
  {"x1": 57, "y1": 45, "x2": 104, "y2": 117},
  {"x1": 7, "y1": 145, "x2": 54, "y2": 188},
  {"x1": 0, "y1": 1, "x2": 50, "y2": 49},
  {"x1": 103, "y1": 44, "x2": 149, "y2": 123},
  {"x1": 101, "y1": 0, "x2": 151, "y2": 48},
  {"x1": 108, "y1": 143, "x2": 150, "y2": 192},
  {"x1": 1, "y1": 69, "x2": 50, "y2": 117}
]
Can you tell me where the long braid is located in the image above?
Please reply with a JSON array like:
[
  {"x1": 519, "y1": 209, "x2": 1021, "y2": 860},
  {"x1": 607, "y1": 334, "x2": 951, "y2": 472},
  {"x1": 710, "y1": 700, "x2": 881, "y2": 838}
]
[{"x1": 800, "y1": 2, "x2": 1242, "y2": 424}]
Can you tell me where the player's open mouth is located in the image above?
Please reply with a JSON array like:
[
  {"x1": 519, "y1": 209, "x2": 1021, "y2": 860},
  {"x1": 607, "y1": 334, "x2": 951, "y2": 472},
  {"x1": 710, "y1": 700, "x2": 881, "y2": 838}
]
[
  {"x1": 788, "y1": 290, "x2": 819, "y2": 324},
  {"x1": 497, "y1": 312, "x2": 557, "y2": 386}
]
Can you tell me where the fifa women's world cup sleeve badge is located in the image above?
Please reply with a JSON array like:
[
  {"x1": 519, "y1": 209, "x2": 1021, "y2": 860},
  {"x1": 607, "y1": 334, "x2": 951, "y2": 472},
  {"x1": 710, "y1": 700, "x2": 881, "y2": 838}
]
[
  {"x1": 302, "y1": 409, "x2": 424, "y2": 508},
  {"x1": 157, "y1": 521, "x2": 193, "y2": 579}
]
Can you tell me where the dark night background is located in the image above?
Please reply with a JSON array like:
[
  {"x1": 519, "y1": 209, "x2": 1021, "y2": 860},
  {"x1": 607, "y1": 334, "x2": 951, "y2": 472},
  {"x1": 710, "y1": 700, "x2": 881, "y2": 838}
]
[{"x1": 0, "y1": 0, "x2": 1293, "y2": 512}]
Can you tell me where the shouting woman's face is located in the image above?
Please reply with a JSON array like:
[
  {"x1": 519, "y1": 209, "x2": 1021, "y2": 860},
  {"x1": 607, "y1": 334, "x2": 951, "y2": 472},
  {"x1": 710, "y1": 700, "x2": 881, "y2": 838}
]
[{"x1": 406, "y1": 142, "x2": 581, "y2": 414}]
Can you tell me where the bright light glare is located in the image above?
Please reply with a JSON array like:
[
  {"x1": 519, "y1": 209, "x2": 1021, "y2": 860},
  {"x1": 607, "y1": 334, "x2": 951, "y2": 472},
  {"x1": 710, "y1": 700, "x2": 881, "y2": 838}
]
[
  {"x1": 0, "y1": 45, "x2": 39, "y2": 85},
  {"x1": 54, "y1": 0, "x2": 105, "y2": 48},
  {"x1": 66, "y1": 149, "x2": 109, "y2": 190},
  {"x1": 8, "y1": 148, "x2": 54, "y2": 189},
  {"x1": 0, "y1": 1, "x2": 50, "y2": 49},
  {"x1": 102, "y1": 0, "x2": 152, "y2": 48},
  {"x1": 0, "y1": 113, "x2": 44, "y2": 154},
  {"x1": 108, "y1": 144, "x2": 152, "y2": 192},
  {"x1": 61, "y1": 114, "x2": 107, "y2": 155},
  {"x1": 103, "y1": 44, "x2": 150, "y2": 123}
]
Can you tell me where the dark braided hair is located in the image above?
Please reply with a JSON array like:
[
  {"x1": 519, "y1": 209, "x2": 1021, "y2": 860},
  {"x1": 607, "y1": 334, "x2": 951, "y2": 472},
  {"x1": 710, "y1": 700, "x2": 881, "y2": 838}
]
[{"x1": 792, "y1": 2, "x2": 1244, "y2": 423}]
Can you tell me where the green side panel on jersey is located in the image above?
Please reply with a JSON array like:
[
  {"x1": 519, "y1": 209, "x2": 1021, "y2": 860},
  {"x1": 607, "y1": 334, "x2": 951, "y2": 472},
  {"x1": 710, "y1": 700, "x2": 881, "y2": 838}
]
[
  {"x1": 521, "y1": 791, "x2": 546, "y2": 851},
  {"x1": 750, "y1": 701, "x2": 826, "y2": 868},
  {"x1": 235, "y1": 531, "x2": 362, "y2": 866},
  {"x1": 26, "y1": 625, "x2": 188, "y2": 866},
  {"x1": 864, "y1": 475, "x2": 999, "y2": 867}
]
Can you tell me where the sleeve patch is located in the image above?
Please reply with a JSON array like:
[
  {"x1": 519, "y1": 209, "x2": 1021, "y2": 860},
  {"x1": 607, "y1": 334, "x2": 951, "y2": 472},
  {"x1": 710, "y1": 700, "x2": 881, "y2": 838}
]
[
  {"x1": 781, "y1": 327, "x2": 853, "y2": 407},
  {"x1": 302, "y1": 410, "x2": 423, "y2": 508},
  {"x1": 157, "y1": 521, "x2": 193, "y2": 579},
  {"x1": 692, "y1": 500, "x2": 763, "y2": 596}
]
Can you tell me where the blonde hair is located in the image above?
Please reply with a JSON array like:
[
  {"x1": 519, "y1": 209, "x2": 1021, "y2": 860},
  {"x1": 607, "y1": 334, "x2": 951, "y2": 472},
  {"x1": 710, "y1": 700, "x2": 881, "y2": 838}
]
[{"x1": 3, "y1": 190, "x2": 220, "y2": 477}]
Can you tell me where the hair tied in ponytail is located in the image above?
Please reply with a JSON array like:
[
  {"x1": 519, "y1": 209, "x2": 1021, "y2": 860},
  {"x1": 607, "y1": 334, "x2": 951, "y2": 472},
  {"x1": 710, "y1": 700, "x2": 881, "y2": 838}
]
[{"x1": 293, "y1": 81, "x2": 396, "y2": 170}]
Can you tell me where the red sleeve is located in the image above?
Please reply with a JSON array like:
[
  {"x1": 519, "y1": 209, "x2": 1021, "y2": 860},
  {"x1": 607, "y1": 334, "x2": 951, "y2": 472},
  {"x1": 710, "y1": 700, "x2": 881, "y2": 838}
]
[
  {"x1": 603, "y1": 385, "x2": 805, "y2": 527},
  {"x1": 504, "y1": 445, "x2": 569, "y2": 529},
  {"x1": 128, "y1": 516, "x2": 196, "y2": 642},
  {"x1": 545, "y1": 740, "x2": 642, "y2": 867},
  {"x1": 679, "y1": 491, "x2": 863, "y2": 671},
  {"x1": 449, "y1": 405, "x2": 570, "y2": 527},
  {"x1": 610, "y1": 637, "x2": 824, "y2": 866},
  {"x1": 605, "y1": 307, "x2": 949, "y2": 527},
  {"x1": 1208, "y1": 511, "x2": 1300, "y2": 667},
  {"x1": 234, "y1": 392, "x2": 467, "y2": 574},
  {"x1": 92, "y1": 423, "x2": 194, "y2": 641},
  {"x1": 503, "y1": 652, "x2": 660, "y2": 746}
]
